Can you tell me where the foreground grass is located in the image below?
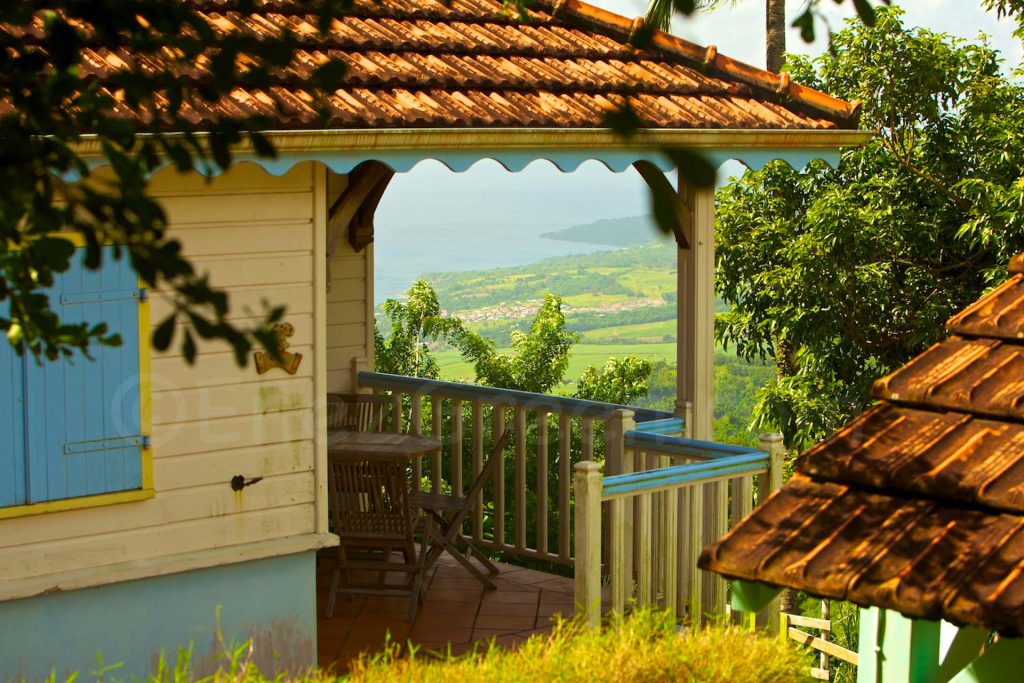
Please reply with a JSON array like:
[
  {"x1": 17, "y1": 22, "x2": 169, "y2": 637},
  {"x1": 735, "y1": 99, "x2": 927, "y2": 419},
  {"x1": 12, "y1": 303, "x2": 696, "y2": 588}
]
[
  {"x1": 345, "y1": 612, "x2": 808, "y2": 683},
  {"x1": 57, "y1": 612, "x2": 805, "y2": 683}
]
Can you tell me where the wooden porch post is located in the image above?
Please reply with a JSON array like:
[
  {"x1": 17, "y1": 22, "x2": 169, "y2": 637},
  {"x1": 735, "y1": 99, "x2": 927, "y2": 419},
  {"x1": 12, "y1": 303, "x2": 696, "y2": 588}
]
[
  {"x1": 674, "y1": 178, "x2": 715, "y2": 440},
  {"x1": 675, "y1": 177, "x2": 724, "y2": 619}
]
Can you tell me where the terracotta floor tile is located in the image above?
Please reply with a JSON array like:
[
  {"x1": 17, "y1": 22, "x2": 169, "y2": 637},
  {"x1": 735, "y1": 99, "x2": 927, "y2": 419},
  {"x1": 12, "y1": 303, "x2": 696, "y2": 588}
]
[
  {"x1": 414, "y1": 612, "x2": 477, "y2": 629},
  {"x1": 490, "y1": 634, "x2": 529, "y2": 650},
  {"x1": 322, "y1": 555, "x2": 587, "y2": 662},
  {"x1": 429, "y1": 576, "x2": 492, "y2": 591},
  {"x1": 474, "y1": 613, "x2": 535, "y2": 630},
  {"x1": 476, "y1": 600, "x2": 537, "y2": 617},
  {"x1": 471, "y1": 628, "x2": 521, "y2": 641},
  {"x1": 502, "y1": 568, "x2": 562, "y2": 585},
  {"x1": 533, "y1": 577, "x2": 575, "y2": 595},
  {"x1": 361, "y1": 596, "x2": 416, "y2": 614},
  {"x1": 422, "y1": 587, "x2": 483, "y2": 604},
  {"x1": 480, "y1": 589, "x2": 540, "y2": 605},
  {"x1": 410, "y1": 625, "x2": 474, "y2": 643}
]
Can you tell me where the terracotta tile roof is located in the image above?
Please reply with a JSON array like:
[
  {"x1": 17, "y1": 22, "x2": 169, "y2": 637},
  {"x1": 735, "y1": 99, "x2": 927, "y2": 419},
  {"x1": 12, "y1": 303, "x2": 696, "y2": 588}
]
[
  {"x1": 700, "y1": 256, "x2": 1024, "y2": 635},
  {"x1": 28, "y1": 0, "x2": 860, "y2": 131}
]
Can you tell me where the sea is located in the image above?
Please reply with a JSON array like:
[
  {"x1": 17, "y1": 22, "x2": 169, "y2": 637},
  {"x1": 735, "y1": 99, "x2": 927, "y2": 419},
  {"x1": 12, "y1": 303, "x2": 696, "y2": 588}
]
[
  {"x1": 371, "y1": 160, "x2": 655, "y2": 305},
  {"x1": 373, "y1": 219, "x2": 618, "y2": 305}
]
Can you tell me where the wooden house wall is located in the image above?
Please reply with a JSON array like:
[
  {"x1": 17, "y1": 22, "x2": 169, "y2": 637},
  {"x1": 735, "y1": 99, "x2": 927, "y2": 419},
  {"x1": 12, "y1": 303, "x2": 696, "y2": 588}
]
[
  {"x1": 0, "y1": 162, "x2": 348, "y2": 597},
  {"x1": 325, "y1": 170, "x2": 374, "y2": 393}
]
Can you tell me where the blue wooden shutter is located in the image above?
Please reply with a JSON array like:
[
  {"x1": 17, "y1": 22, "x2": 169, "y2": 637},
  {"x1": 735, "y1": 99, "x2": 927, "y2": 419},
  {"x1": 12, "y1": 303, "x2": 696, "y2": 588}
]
[
  {"x1": 0, "y1": 315, "x2": 27, "y2": 507},
  {"x1": 24, "y1": 246, "x2": 145, "y2": 502}
]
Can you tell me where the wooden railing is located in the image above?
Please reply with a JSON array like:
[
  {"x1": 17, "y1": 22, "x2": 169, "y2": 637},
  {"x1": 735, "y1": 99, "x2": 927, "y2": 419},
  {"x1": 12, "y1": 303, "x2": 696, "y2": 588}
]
[
  {"x1": 357, "y1": 371, "x2": 671, "y2": 567},
  {"x1": 783, "y1": 605, "x2": 858, "y2": 681},
  {"x1": 574, "y1": 429, "x2": 785, "y2": 627}
]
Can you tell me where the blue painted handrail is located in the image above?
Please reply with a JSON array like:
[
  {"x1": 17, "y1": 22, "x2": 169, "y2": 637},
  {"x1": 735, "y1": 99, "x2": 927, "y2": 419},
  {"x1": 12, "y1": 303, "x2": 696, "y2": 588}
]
[
  {"x1": 358, "y1": 371, "x2": 673, "y2": 422},
  {"x1": 601, "y1": 452, "x2": 769, "y2": 500},
  {"x1": 625, "y1": 430, "x2": 758, "y2": 460},
  {"x1": 631, "y1": 417, "x2": 685, "y2": 435}
]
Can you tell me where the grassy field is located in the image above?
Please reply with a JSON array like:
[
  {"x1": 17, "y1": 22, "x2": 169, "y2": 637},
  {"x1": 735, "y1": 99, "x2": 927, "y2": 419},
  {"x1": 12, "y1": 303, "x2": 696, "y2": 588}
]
[
  {"x1": 580, "y1": 318, "x2": 676, "y2": 343},
  {"x1": 435, "y1": 342, "x2": 677, "y2": 391}
]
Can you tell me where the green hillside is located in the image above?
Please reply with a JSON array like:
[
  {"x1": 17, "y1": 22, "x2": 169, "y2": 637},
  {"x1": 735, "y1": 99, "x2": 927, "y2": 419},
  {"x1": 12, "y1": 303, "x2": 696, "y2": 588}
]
[
  {"x1": 390, "y1": 238, "x2": 773, "y2": 447},
  {"x1": 425, "y1": 242, "x2": 676, "y2": 312},
  {"x1": 540, "y1": 214, "x2": 664, "y2": 247}
]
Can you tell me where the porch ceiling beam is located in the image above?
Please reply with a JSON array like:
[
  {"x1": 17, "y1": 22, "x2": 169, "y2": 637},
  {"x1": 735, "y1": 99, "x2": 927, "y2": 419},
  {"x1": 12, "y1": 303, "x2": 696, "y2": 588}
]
[
  {"x1": 327, "y1": 160, "x2": 394, "y2": 258},
  {"x1": 632, "y1": 161, "x2": 692, "y2": 249}
]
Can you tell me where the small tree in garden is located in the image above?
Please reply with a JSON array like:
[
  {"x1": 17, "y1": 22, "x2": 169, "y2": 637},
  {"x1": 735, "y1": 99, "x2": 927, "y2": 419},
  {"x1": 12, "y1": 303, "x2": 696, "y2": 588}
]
[
  {"x1": 455, "y1": 294, "x2": 577, "y2": 395},
  {"x1": 575, "y1": 357, "x2": 652, "y2": 405},
  {"x1": 374, "y1": 280, "x2": 464, "y2": 380}
]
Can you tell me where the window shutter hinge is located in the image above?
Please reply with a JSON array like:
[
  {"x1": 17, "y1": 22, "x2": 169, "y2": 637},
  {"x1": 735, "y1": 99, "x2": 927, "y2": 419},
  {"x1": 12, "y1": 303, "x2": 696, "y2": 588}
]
[{"x1": 137, "y1": 288, "x2": 149, "y2": 302}]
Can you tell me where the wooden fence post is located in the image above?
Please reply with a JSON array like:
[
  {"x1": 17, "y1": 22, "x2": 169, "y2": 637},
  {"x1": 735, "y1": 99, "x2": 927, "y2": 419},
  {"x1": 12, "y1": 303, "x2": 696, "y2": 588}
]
[
  {"x1": 604, "y1": 409, "x2": 634, "y2": 614},
  {"x1": 759, "y1": 432, "x2": 786, "y2": 633},
  {"x1": 574, "y1": 460, "x2": 604, "y2": 629}
]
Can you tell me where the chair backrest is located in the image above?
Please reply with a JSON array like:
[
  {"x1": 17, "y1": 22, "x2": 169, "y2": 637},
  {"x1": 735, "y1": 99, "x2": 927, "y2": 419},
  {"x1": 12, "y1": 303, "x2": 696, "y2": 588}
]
[
  {"x1": 328, "y1": 453, "x2": 413, "y2": 541},
  {"x1": 327, "y1": 393, "x2": 392, "y2": 433}
]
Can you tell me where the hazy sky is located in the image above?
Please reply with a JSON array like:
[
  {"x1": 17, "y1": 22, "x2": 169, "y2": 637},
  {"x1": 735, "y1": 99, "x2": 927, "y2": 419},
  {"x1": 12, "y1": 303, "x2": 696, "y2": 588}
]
[{"x1": 375, "y1": 1, "x2": 1021, "y2": 257}]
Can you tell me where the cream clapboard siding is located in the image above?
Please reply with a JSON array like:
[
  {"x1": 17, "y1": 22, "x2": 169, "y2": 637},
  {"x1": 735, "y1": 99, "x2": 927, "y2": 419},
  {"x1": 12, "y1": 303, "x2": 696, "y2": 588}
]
[
  {"x1": 325, "y1": 171, "x2": 374, "y2": 393},
  {"x1": 0, "y1": 162, "x2": 330, "y2": 593}
]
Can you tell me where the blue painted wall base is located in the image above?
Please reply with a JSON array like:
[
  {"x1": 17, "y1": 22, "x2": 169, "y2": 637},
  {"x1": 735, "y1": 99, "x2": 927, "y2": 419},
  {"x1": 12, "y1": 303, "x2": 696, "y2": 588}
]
[{"x1": 0, "y1": 552, "x2": 316, "y2": 682}]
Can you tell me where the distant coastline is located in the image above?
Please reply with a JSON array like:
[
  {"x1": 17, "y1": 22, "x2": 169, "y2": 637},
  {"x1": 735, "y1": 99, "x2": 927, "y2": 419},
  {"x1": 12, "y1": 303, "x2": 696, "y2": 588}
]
[{"x1": 539, "y1": 215, "x2": 663, "y2": 247}]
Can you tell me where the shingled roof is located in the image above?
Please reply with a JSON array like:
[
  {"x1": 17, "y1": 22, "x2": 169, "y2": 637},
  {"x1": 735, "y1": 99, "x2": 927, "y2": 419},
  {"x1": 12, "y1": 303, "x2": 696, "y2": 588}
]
[
  {"x1": 700, "y1": 256, "x2": 1024, "y2": 636},
  {"x1": 40, "y1": 0, "x2": 859, "y2": 131}
]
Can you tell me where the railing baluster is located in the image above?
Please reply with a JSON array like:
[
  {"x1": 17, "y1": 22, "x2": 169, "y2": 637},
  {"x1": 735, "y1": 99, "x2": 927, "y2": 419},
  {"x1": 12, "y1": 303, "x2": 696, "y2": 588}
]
[
  {"x1": 471, "y1": 399, "x2": 484, "y2": 542},
  {"x1": 536, "y1": 410, "x2": 549, "y2": 556},
  {"x1": 494, "y1": 405, "x2": 506, "y2": 550},
  {"x1": 676, "y1": 482, "x2": 690, "y2": 617},
  {"x1": 514, "y1": 406, "x2": 527, "y2": 552},
  {"x1": 637, "y1": 490, "x2": 653, "y2": 607},
  {"x1": 582, "y1": 417, "x2": 594, "y2": 462},
  {"x1": 687, "y1": 482, "x2": 704, "y2": 623},
  {"x1": 731, "y1": 473, "x2": 753, "y2": 528},
  {"x1": 391, "y1": 391, "x2": 401, "y2": 434},
  {"x1": 411, "y1": 392, "x2": 422, "y2": 490},
  {"x1": 610, "y1": 495, "x2": 626, "y2": 613},
  {"x1": 704, "y1": 480, "x2": 729, "y2": 616},
  {"x1": 451, "y1": 398, "x2": 463, "y2": 497},
  {"x1": 660, "y1": 455, "x2": 678, "y2": 612},
  {"x1": 558, "y1": 413, "x2": 571, "y2": 562},
  {"x1": 431, "y1": 395, "x2": 442, "y2": 493}
]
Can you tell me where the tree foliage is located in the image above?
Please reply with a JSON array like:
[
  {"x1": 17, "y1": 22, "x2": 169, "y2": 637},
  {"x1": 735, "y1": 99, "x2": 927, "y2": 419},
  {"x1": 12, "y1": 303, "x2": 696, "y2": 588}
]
[
  {"x1": 455, "y1": 294, "x2": 578, "y2": 394},
  {"x1": 575, "y1": 356, "x2": 652, "y2": 405},
  {"x1": 374, "y1": 280, "x2": 463, "y2": 379},
  {"x1": 0, "y1": 0, "x2": 356, "y2": 362},
  {"x1": 715, "y1": 7, "x2": 1024, "y2": 449}
]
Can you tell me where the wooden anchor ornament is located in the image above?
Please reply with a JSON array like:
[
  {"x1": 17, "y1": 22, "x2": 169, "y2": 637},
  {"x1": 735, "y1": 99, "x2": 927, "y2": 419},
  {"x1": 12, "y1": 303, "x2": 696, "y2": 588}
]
[{"x1": 254, "y1": 322, "x2": 303, "y2": 375}]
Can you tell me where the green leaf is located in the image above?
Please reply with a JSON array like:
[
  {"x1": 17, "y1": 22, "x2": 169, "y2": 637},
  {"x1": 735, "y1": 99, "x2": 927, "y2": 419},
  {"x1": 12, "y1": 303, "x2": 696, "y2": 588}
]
[
  {"x1": 182, "y1": 329, "x2": 196, "y2": 364},
  {"x1": 249, "y1": 132, "x2": 277, "y2": 159},
  {"x1": 852, "y1": 0, "x2": 877, "y2": 26},
  {"x1": 153, "y1": 314, "x2": 177, "y2": 351},
  {"x1": 792, "y1": 11, "x2": 816, "y2": 44},
  {"x1": 663, "y1": 148, "x2": 717, "y2": 188}
]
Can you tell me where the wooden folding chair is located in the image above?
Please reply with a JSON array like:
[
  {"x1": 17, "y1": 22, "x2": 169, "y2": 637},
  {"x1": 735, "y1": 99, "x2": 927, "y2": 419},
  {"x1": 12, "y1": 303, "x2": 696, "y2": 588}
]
[
  {"x1": 325, "y1": 452, "x2": 429, "y2": 621},
  {"x1": 409, "y1": 427, "x2": 512, "y2": 590},
  {"x1": 327, "y1": 392, "x2": 392, "y2": 433}
]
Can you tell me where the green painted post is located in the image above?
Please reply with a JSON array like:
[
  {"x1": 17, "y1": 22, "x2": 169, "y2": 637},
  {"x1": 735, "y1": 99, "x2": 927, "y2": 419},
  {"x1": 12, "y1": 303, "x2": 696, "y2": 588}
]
[
  {"x1": 858, "y1": 607, "x2": 942, "y2": 683},
  {"x1": 948, "y1": 635, "x2": 1024, "y2": 682}
]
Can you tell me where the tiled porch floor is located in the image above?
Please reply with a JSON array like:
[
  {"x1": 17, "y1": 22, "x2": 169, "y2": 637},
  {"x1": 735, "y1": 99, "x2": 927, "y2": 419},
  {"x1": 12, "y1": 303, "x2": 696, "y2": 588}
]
[{"x1": 315, "y1": 551, "x2": 578, "y2": 673}]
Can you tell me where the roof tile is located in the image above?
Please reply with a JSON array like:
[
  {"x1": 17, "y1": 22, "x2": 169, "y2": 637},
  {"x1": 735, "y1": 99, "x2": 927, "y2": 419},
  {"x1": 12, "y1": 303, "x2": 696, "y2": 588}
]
[
  {"x1": 701, "y1": 255, "x2": 1024, "y2": 635},
  {"x1": 22, "y1": 0, "x2": 858, "y2": 131}
]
